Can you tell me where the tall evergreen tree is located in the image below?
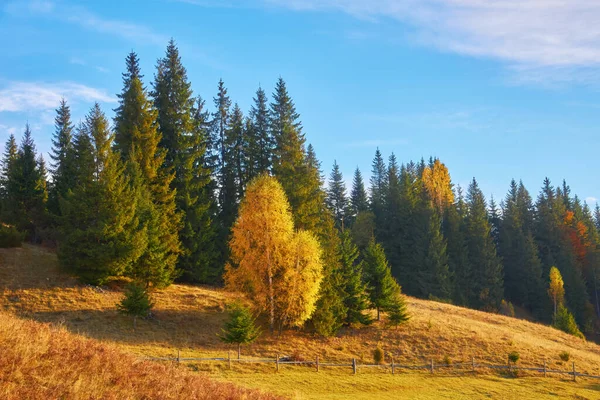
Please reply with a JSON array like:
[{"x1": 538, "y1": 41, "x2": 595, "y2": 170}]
[
  {"x1": 248, "y1": 86, "x2": 271, "y2": 177},
  {"x1": 499, "y1": 179, "x2": 545, "y2": 317},
  {"x1": 152, "y1": 41, "x2": 219, "y2": 283},
  {"x1": 350, "y1": 167, "x2": 369, "y2": 219},
  {"x1": 114, "y1": 51, "x2": 181, "y2": 287},
  {"x1": 464, "y1": 178, "x2": 503, "y2": 310},
  {"x1": 0, "y1": 134, "x2": 18, "y2": 220},
  {"x1": 270, "y1": 78, "x2": 321, "y2": 231},
  {"x1": 363, "y1": 239, "x2": 403, "y2": 320},
  {"x1": 8, "y1": 125, "x2": 47, "y2": 239},
  {"x1": 326, "y1": 160, "x2": 348, "y2": 229},
  {"x1": 444, "y1": 188, "x2": 471, "y2": 306},
  {"x1": 59, "y1": 104, "x2": 145, "y2": 284},
  {"x1": 48, "y1": 99, "x2": 76, "y2": 217},
  {"x1": 338, "y1": 230, "x2": 372, "y2": 326},
  {"x1": 369, "y1": 149, "x2": 387, "y2": 232}
]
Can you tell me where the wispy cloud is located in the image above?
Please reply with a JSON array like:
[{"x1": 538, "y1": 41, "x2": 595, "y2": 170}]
[
  {"x1": 5, "y1": 1, "x2": 167, "y2": 46},
  {"x1": 0, "y1": 81, "x2": 116, "y2": 113},
  {"x1": 261, "y1": 0, "x2": 600, "y2": 84},
  {"x1": 586, "y1": 196, "x2": 598, "y2": 204}
]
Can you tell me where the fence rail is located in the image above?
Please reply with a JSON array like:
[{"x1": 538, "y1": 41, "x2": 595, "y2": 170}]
[{"x1": 141, "y1": 352, "x2": 600, "y2": 381}]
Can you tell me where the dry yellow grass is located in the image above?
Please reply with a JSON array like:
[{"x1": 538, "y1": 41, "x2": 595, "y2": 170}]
[
  {"x1": 3, "y1": 245, "x2": 600, "y2": 399},
  {"x1": 0, "y1": 310, "x2": 281, "y2": 399}
]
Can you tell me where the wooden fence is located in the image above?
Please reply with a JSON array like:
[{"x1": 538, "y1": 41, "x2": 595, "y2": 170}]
[{"x1": 143, "y1": 352, "x2": 600, "y2": 381}]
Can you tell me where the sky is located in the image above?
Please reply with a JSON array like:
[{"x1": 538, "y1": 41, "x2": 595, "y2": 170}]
[{"x1": 1, "y1": 0, "x2": 599, "y2": 206}]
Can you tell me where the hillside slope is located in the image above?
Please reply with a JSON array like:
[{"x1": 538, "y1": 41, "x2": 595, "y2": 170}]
[
  {"x1": 1, "y1": 245, "x2": 598, "y2": 372},
  {"x1": 2, "y1": 245, "x2": 600, "y2": 399},
  {"x1": 0, "y1": 310, "x2": 281, "y2": 400}
]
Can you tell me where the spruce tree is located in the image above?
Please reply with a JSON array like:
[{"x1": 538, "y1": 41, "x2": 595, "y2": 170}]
[
  {"x1": 221, "y1": 102, "x2": 245, "y2": 227},
  {"x1": 114, "y1": 51, "x2": 181, "y2": 288},
  {"x1": 369, "y1": 149, "x2": 387, "y2": 233},
  {"x1": 59, "y1": 104, "x2": 145, "y2": 285},
  {"x1": 9, "y1": 125, "x2": 47, "y2": 239},
  {"x1": 338, "y1": 230, "x2": 372, "y2": 325},
  {"x1": 499, "y1": 180, "x2": 545, "y2": 317},
  {"x1": 326, "y1": 160, "x2": 348, "y2": 229},
  {"x1": 350, "y1": 167, "x2": 369, "y2": 219},
  {"x1": 0, "y1": 134, "x2": 18, "y2": 221},
  {"x1": 443, "y1": 187, "x2": 471, "y2": 306},
  {"x1": 219, "y1": 302, "x2": 261, "y2": 358},
  {"x1": 419, "y1": 211, "x2": 452, "y2": 300},
  {"x1": 248, "y1": 86, "x2": 271, "y2": 177},
  {"x1": 117, "y1": 282, "x2": 154, "y2": 329},
  {"x1": 48, "y1": 99, "x2": 76, "y2": 218},
  {"x1": 152, "y1": 41, "x2": 219, "y2": 283},
  {"x1": 464, "y1": 178, "x2": 503, "y2": 310},
  {"x1": 363, "y1": 240, "x2": 403, "y2": 320}
]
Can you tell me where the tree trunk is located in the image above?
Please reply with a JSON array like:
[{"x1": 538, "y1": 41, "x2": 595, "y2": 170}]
[
  {"x1": 267, "y1": 248, "x2": 275, "y2": 335},
  {"x1": 133, "y1": 315, "x2": 137, "y2": 330},
  {"x1": 238, "y1": 343, "x2": 241, "y2": 360},
  {"x1": 377, "y1": 307, "x2": 381, "y2": 321}
]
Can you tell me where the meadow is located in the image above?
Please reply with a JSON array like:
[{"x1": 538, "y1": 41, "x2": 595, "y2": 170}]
[{"x1": 2, "y1": 245, "x2": 600, "y2": 399}]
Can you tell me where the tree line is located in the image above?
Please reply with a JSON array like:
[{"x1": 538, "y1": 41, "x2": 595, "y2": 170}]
[{"x1": 0, "y1": 39, "x2": 596, "y2": 338}]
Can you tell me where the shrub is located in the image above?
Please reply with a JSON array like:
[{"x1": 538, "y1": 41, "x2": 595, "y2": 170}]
[
  {"x1": 553, "y1": 304, "x2": 585, "y2": 339},
  {"x1": 508, "y1": 351, "x2": 520, "y2": 364},
  {"x1": 373, "y1": 346, "x2": 384, "y2": 365},
  {"x1": 499, "y1": 300, "x2": 515, "y2": 318},
  {"x1": 0, "y1": 224, "x2": 24, "y2": 248},
  {"x1": 559, "y1": 351, "x2": 570, "y2": 362},
  {"x1": 443, "y1": 355, "x2": 452, "y2": 366},
  {"x1": 117, "y1": 283, "x2": 154, "y2": 329}
]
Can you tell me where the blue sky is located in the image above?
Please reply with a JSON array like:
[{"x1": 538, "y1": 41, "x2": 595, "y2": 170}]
[{"x1": 1, "y1": 0, "x2": 599, "y2": 205}]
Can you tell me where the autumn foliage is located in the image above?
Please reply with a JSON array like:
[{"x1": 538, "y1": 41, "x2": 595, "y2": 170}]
[{"x1": 225, "y1": 175, "x2": 323, "y2": 332}]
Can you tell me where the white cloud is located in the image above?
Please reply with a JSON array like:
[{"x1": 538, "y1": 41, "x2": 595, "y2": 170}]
[
  {"x1": 0, "y1": 82, "x2": 116, "y2": 113},
  {"x1": 69, "y1": 57, "x2": 86, "y2": 66},
  {"x1": 586, "y1": 196, "x2": 598, "y2": 204},
  {"x1": 263, "y1": 0, "x2": 600, "y2": 81},
  {"x1": 5, "y1": 1, "x2": 167, "y2": 46}
]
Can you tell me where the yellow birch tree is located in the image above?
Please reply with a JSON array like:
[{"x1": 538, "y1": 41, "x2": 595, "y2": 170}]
[{"x1": 225, "y1": 175, "x2": 323, "y2": 333}]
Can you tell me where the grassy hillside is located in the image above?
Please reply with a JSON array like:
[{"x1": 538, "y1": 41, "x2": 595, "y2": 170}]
[
  {"x1": 0, "y1": 310, "x2": 280, "y2": 400},
  {"x1": 2, "y1": 245, "x2": 600, "y2": 399}
]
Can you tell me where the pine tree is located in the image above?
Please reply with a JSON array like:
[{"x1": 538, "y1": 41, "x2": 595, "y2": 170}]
[
  {"x1": 349, "y1": 167, "x2": 369, "y2": 221},
  {"x1": 553, "y1": 304, "x2": 584, "y2": 339},
  {"x1": 59, "y1": 104, "x2": 145, "y2": 285},
  {"x1": 248, "y1": 86, "x2": 272, "y2": 177},
  {"x1": 326, "y1": 161, "x2": 348, "y2": 229},
  {"x1": 114, "y1": 51, "x2": 181, "y2": 288},
  {"x1": 369, "y1": 149, "x2": 387, "y2": 232},
  {"x1": 500, "y1": 180, "x2": 545, "y2": 317},
  {"x1": 338, "y1": 230, "x2": 372, "y2": 325},
  {"x1": 9, "y1": 125, "x2": 47, "y2": 239},
  {"x1": 363, "y1": 240, "x2": 403, "y2": 320},
  {"x1": 219, "y1": 302, "x2": 261, "y2": 358},
  {"x1": 419, "y1": 211, "x2": 452, "y2": 300},
  {"x1": 464, "y1": 178, "x2": 503, "y2": 310},
  {"x1": 269, "y1": 78, "x2": 321, "y2": 231},
  {"x1": 222, "y1": 102, "x2": 245, "y2": 228},
  {"x1": 152, "y1": 40, "x2": 219, "y2": 283},
  {"x1": 48, "y1": 99, "x2": 76, "y2": 217},
  {"x1": 0, "y1": 134, "x2": 18, "y2": 221},
  {"x1": 443, "y1": 187, "x2": 471, "y2": 306}
]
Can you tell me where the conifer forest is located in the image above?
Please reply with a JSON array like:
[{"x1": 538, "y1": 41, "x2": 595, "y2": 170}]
[{"x1": 3, "y1": 40, "x2": 600, "y2": 340}]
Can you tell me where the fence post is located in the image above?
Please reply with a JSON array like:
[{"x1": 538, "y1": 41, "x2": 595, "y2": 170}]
[
  {"x1": 572, "y1": 362, "x2": 576, "y2": 382},
  {"x1": 228, "y1": 351, "x2": 232, "y2": 370},
  {"x1": 177, "y1": 349, "x2": 180, "y2": 364},
  {"x1": 430, "y1": 359, "x2": 434, "y2": 374},
  {"x1": 352, "y1": 358, "x2": 357, "y2": 375},
  {"x1": 391, "y1": 355, "x2": 395, "y2": 375},
  {"x1": 472, "y1": 357, "x2": 475, "y2": 372},
  {"x1": 543, "y1": 359, "x2": 546, "y2": 378},
  {"x1": 507, "y1": 355, "x2": 511, "y2": 372},
  {"x1": 316, "y1": 356, "x2": 319, "y2": 372},
  {"x1": 276, "y1": 353, "x2": 280, "y2": 372}
]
